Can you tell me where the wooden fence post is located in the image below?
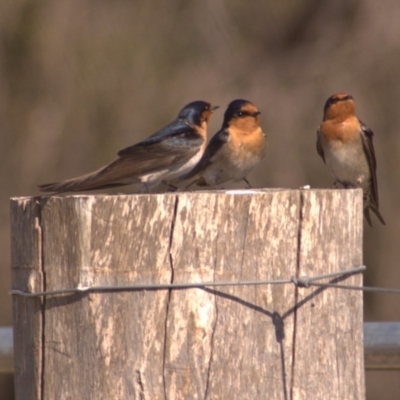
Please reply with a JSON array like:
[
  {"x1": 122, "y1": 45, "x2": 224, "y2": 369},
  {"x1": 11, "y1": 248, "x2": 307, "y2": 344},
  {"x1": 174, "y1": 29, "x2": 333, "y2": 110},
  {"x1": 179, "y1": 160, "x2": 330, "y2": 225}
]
[{"x1": 10, "y1": 189, "x2": 365, "y2": 399}]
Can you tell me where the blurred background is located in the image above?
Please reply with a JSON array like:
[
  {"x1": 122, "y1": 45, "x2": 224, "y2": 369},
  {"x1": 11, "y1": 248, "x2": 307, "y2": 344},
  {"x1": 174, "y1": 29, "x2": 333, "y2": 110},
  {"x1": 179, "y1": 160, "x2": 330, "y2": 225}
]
[{"x1": 1, "y1": 0, "x2": 399, "y2": 398}]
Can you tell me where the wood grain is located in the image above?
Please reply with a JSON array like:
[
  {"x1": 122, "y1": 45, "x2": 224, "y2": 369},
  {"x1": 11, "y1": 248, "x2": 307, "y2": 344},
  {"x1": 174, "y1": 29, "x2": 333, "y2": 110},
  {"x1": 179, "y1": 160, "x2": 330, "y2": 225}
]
[
  {"x1": 10, "y1": 189, "x2": 365, "y2": 399},
  {"x1": 10, "y1": 197, "x2": 43, "y2": 400},
  {"x1": 292, "y1": 189, "x2": 364, "y2": 399}
]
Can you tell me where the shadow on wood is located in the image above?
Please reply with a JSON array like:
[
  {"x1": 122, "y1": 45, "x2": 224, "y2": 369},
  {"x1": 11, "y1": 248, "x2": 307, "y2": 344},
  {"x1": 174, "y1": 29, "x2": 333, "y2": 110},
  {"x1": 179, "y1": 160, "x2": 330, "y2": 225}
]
[{"x1": 11, "y1": 189, "x2": 364, "y2": 399}]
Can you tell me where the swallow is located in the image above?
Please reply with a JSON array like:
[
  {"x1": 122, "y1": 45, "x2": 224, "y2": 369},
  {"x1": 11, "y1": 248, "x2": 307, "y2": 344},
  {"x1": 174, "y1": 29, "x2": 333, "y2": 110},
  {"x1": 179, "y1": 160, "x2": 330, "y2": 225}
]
[
  {"x1": 316, "y1": 93, "x2": 385, "y2": 226},
  {"x1": 38, "y1": 101, "x2": 218, "y2": 193},
  {"x1": 180, "y1": 99, "x2": 266, "y2": 188}
]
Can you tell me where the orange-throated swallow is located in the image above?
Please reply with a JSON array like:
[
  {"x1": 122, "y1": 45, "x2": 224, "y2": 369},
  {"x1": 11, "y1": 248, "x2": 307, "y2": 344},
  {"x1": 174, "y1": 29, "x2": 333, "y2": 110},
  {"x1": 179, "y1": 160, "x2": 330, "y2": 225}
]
[
  {"x1": 38, "y1": 101, "x2": 218, "y2": 193},
  {"x1": 316, "y1": 93, "x2": 385, "y2": 226},
  {"x1": 180, "y1": 99, "x2": 266, "y2": 187}
]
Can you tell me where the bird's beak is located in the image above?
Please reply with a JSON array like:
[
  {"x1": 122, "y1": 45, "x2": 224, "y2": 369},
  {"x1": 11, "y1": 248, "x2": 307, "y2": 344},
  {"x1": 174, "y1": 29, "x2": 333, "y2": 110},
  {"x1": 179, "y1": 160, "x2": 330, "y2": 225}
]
[{"x1": 211, "y1": 105, "x2": 220, "y2": 112}]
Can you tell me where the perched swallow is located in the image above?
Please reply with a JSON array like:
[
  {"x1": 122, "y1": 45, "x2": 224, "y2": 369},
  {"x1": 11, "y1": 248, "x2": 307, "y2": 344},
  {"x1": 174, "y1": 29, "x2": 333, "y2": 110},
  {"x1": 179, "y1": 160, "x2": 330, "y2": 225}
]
[
  {"x1": 180, "y1": 99, "x2": 266, "y2": 187},
  {"x1": 316, "y1": 93, "x2": 385, "y2": 226},
  {"x1": 38, "y1": 101, "x2": 218, "y2": 193}
]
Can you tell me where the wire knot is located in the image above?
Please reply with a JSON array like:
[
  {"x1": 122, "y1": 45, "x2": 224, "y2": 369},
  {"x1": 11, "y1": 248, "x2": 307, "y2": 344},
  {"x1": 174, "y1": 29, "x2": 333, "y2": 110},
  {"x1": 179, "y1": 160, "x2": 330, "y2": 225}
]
[{"x1": 291, "y1": 275, "x2": 311, "y2": 288}]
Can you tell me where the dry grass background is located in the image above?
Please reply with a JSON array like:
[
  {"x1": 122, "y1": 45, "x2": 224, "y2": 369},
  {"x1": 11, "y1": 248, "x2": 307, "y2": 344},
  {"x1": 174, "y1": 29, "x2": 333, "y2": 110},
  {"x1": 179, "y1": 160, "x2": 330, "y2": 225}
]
[{"x1": 1, "y1": 1, "x2": 400, "y2": 398}]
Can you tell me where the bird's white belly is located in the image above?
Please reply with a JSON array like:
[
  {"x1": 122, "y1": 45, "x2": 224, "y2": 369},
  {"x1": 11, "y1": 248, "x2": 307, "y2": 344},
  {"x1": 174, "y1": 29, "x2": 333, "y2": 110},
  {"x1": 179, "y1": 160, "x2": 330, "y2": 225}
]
[
  {"x1": 203, "y1": 151, "x2": 262, "y2": 185},
  {"x1": 141, "y1": 150, "x2": 203, "y2": 185},
  {"x1": 324, "y1": 143, "x2": 370, "y2": 189},
  {"x1": 167, "y1": 150, "x2": 204, "y2": 181}
]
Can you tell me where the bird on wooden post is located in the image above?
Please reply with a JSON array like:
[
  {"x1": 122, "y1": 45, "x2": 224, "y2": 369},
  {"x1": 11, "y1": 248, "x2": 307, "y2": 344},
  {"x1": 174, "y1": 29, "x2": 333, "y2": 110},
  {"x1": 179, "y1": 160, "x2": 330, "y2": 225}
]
[
  {"x1": 38, "y1": 101, "x2": 219, "y2": 193},
  {"x1": 180, "y1": 99, "x2": 267, "y2": 188},
  {"x1": 316, "y1": 93, "x2": 385, "y2": 226}
]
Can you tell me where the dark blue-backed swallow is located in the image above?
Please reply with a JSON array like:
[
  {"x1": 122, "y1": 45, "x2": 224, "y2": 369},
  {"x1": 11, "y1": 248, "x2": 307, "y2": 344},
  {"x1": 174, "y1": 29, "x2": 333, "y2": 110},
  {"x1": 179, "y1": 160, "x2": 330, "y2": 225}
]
[
  {"x1": 38, "y1": 101, "x2": 218, "y2": 193},
  {"x1": 180, "y1": 99, "x2": 266, "y2": 187},
  {"x1": 317, "y1": 93, "x2": 385, "y2": 226}
]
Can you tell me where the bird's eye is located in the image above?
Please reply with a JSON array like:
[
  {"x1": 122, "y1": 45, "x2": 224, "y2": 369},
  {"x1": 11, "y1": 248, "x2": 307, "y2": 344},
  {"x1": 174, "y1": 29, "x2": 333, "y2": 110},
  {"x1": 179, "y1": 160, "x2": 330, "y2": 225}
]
[
  {"x1": 237, "y1": 111, "x2": 244, "y2": 117},
  {"x1": 205, "y1": 105, "x2": 210, "y2": 111}
]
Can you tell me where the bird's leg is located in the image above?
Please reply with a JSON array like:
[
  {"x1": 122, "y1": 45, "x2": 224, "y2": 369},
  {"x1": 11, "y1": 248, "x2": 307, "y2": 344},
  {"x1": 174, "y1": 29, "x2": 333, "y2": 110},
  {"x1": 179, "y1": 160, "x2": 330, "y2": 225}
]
[
  {"x1": 184, "y1": 179, "x2": 199, "y2": 190},
  {"x1": 243, "y1": 178, "x2": 252, "y2": 188},
  {"x1": 162, "y1": 181, "x2": 179, "y2": 192},
  {"x1": 142, "y1": 182, "x2": 150, "y2": 193}
]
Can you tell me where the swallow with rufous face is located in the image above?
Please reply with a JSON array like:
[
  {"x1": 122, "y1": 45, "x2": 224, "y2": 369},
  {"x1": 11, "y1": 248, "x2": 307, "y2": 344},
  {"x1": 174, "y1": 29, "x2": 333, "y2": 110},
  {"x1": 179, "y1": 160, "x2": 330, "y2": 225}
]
[
  {"x1": 38, "y1": 101, "x2": 218, "y2": 193},
  {"x1": 316, "y1": 93, "x2": 385, "y2": 226},
  {"x1": 180, "y1": 99, "x2": 266, "y2": 188}
]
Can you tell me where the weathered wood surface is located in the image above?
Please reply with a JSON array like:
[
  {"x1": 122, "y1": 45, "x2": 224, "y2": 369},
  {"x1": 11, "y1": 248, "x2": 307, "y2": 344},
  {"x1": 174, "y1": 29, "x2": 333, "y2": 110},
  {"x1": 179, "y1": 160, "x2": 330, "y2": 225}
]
[
  {"x1": 10, "y1": 199, "x2": 43, "y2": 400},
  {"x1": 11, "y1": 189, "x2": 364, "y2": 400},
  {"x1": 293, "y1": 190, "x2": 364, "y2": 399},
  {"x1": 4, "y1": 322, "x2": 398, "y2": 374}
]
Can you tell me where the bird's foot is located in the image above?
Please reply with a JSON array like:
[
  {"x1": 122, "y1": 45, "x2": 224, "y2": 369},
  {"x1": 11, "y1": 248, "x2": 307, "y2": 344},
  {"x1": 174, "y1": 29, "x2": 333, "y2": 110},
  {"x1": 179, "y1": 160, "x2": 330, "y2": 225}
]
[{"x1": 243, "y1": 178, "x2": 252, "y2": 188}]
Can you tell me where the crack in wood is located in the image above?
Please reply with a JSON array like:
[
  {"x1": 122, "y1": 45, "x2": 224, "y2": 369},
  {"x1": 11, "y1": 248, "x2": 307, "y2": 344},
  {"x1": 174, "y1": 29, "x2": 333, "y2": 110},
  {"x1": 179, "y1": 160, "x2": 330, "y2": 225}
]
[
  {"x1": 290, "y1": 191, "x2": 304, "y2": 400},
  {"x1": 162, "y1": 195, "x2": 179, "y2": 400},
  {"x1": 135, "y1": 370, "x2": 145, "y2": 400},
  {"x1": 167, "y1": 196, "x2": 179, "y2": 258},
  {"x1": 10, "y1": 191, "x2": 364, "y2": 398},
  {"x1": 36, "y1": 198, "x2": 45, "y2": 400}
]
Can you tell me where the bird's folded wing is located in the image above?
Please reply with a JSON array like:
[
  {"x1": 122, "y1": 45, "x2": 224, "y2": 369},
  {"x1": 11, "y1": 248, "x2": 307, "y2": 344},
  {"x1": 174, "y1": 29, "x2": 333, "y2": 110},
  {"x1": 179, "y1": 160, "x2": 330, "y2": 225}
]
[
  {"x1": 360, "y1": 121, "x2": 379, "y2": 206},
  {"x1": 39, "y1": 127, "x2": 204, "y2": 192},
  {"x1": 181, "y1": 128, "x2": 229, "y2": 180}
]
